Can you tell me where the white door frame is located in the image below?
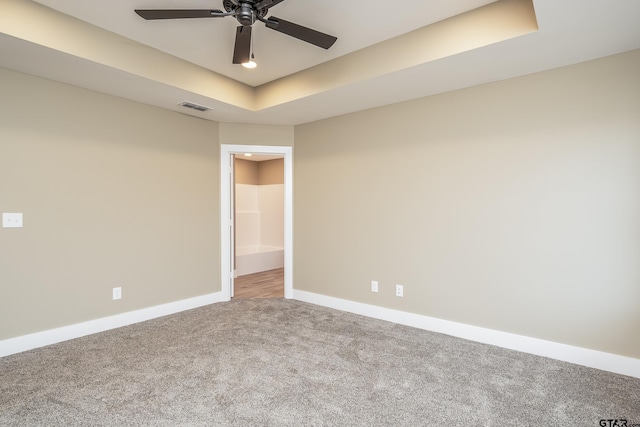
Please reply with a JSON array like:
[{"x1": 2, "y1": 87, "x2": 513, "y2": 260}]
[{"x1": 220, "y1": 144, "x2": 293, "y2": 301}]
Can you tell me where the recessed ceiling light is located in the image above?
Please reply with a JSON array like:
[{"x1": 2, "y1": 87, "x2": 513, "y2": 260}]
[{"x1": 244, "y1": 153, "x2": 252, "y2": 157}]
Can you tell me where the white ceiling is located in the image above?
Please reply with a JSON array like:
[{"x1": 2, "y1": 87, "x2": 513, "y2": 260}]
[{"x1": 1, "y1": 0, "x2": 639, "y2": 125}]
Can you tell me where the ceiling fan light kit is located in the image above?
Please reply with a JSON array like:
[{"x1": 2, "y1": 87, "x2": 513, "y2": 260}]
[
  {"x1": 242, "y1": 53, "x2": 257, "y2": 69},
  {"x1": 135, "y1": 0, "x2": 337, "y2": 66}
]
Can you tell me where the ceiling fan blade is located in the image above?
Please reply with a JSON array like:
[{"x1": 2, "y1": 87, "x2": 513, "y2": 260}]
[
  {"x1": 264, "y1": 17, "x2": 337, "y2": 49},
  {"x1": 135, "y1": 9, "x2": 225, "y2": 20},
  {"x1": 232, "y1": 26, "x2": 252, "y2": 64},
  {"x1": 254, "y1": 0, "x2": 287, "y2": 10}
]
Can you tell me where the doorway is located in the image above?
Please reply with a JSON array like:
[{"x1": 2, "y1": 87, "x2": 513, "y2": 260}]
[
  {"x1": 220, "y1": 144, "x2": 293, "y2": 301},
  {"x1": 233, "y1": 153, "x2": 284, "y2": 298}
]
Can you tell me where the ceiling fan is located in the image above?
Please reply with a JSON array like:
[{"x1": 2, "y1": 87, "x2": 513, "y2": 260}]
[{"x1": 135, "y1": 0, "x2": 338, "y2": 65}]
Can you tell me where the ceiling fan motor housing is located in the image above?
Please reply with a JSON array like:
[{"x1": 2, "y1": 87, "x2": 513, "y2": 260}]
[
  {"x1": 224, "y1": 0, "x2": 269, "y2": 26},
  {"x1": 237, "y1": 4, "x2": 255, "y2": 26}
]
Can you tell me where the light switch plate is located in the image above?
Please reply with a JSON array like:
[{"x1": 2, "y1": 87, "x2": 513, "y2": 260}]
[{"x1": 2, "y1": 213, "x2": 23, "y2": 228}]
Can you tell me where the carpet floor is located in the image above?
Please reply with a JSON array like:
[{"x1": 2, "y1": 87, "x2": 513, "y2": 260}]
[{"x1": 1, "y1": 299, "x2": 639, "y2": 426}]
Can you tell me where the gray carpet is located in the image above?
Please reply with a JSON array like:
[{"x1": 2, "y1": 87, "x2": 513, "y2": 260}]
[{"x1": 1, "y1": 299, "x2": 639, "y2": 426}]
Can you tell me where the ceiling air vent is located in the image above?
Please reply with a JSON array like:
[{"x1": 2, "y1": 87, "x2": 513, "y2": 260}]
[{"x1": 178, "y1": 101, "x2": 212, "y2": 112}]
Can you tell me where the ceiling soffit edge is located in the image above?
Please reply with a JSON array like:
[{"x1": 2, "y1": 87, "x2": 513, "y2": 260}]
[
  {"x1": 254, "y1": 0, "x2": 538, "y2": 110},
  {"x1": 0, "y1": 0, "x2": 254, "y2": 110}
]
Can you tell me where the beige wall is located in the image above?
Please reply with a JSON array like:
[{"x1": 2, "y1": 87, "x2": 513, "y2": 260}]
[
  {"x1": 235, "y1": 158, "x2": 259, "y2": 185},
  {"x1": 294, "y1": 50, "x2": 640, "y2": 358},
  {"x1": 2, "y1": 46, "x2": 639, "y2": 362},
  {"x1": 0, "y1": 68, "x2": 220, "y2": 340},
  {"x1": 234, "y1": 158, "x2": 284, "y2": 185},
  {"x1": 219, "y1": 123, "x2": 294, "y2": 147},
  {"x1": 258, "y1": 159, "x2": 285, "y2": 185}
]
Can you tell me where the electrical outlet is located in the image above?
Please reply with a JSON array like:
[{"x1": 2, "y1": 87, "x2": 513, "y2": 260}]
[
  {"x1": 112, "y1": 287, "x2": 122, "y2": 300},
  {"x1": 2, "y1": 213, "x2": 23, "y2": 228},
  {"x1": 395, "y1": 284, "x2": 403, "y2": 297},
  {"x1": 371, "y1": 280, "x2": 378, "y2": 293}
]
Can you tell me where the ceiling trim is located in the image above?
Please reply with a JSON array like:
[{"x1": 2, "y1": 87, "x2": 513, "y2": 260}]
[
  {"x1": 0, "y1": 0, "x2": 254, "y2": 110},
  {"x1": 1, "y1": 0, "x2": 536, "y2": 114},
  {"x1": 255, "y1": 0, "x2": 538, "y2": 109},
  {"x1": 2, "y1": 0, "x2": 638, "y2": 125}
]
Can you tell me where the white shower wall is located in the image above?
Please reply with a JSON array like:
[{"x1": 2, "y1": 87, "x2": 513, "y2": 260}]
[
  {"x1": 235, "y1": 183, "x2": 284, "y2": 251},
  {"x1": 235, "y1": 184, "x2": 259, "y2": 249},
  {"x1": 258, "y1": 184, "x2": 284, "y2": 248},
  {"x1": 235, "y1": 183, "x2": 284, "y2": 276}
]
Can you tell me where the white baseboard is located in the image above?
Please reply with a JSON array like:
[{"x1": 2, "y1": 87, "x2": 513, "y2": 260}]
[
  {"x1": 0, "y1": 292, "x2": 225, "y2": 358},
  {"x1": 4, "y1": 290, "x2": 638, "y2": 379},
  {"x1": 293, "y1": 290, "x2": 640, "y2": 379}
]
